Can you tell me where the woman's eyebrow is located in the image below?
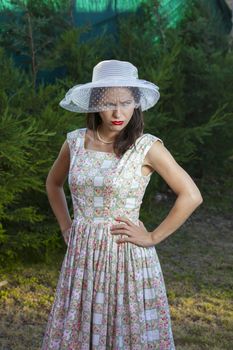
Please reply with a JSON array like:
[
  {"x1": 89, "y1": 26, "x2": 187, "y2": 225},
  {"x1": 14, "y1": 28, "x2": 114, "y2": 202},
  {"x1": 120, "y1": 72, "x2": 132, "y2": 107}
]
[{"x1": 105, "y1": 99, "x2": 133, "y2": 103}]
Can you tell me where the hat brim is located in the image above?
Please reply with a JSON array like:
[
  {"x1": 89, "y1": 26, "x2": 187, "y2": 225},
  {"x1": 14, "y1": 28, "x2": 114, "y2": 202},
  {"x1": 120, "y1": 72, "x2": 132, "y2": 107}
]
[{"x1": 59, "y1": 78, "x2": 160, "y2": 113}]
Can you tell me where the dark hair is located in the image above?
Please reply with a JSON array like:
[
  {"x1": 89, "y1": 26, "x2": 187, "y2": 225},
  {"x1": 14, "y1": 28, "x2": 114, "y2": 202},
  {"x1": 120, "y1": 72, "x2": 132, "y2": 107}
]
[{"x1": 86, "y1": 87, "x2": 144, "y2": 157}]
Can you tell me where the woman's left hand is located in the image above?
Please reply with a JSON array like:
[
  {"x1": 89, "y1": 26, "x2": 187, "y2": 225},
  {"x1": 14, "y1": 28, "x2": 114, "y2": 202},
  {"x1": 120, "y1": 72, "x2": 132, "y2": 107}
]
[{"x1": 110, "y1": 216, "x2": 155, "y2": 248}]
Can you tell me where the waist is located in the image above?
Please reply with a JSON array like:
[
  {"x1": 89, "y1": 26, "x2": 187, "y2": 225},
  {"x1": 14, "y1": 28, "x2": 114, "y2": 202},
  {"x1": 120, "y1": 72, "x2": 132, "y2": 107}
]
[{"x1": 72, "y1": 215, "x2": 140, "y2": 228}]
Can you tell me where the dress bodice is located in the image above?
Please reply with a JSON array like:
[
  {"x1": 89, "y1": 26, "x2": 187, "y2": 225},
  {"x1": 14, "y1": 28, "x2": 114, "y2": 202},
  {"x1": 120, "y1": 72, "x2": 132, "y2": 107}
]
[{"x1": 67, "y1": 128, "x2": 163, "y2": 226}]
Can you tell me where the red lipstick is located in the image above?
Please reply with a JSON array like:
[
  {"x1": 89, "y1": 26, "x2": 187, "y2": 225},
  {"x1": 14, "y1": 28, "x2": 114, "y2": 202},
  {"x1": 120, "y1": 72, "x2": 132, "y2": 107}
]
[{"x1": 112, "y1": 121, "x2": 124, "y2": 125}]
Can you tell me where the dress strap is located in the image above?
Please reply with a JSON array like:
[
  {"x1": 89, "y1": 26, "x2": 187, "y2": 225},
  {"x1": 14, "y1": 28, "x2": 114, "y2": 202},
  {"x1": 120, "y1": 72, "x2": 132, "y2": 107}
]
[
  {"x1": 111, "y1": 133, "x2": 164, "y2": 183},
  {"x1": 127, "y1": 133, "x2": 163, "y2": 159},
  {"x1": 135, "y1": 134, "x2": 164, "y2": 179},
  {"x1": 139, "y1": 133, "x2": 164, "y2": 160},
  {"x1": 66, "y1": 128, "x2": 84, "y2": 167},
  {"x1": 79, "y1": 127, "x2": 88, "y2": 151}
]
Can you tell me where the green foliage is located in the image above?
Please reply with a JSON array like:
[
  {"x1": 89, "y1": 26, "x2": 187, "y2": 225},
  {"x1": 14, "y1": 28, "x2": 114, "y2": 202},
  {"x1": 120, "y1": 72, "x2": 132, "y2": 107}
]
[
  {"x1": 43, "y1": 26, "x2": 111, "y2": 81},
  {"x1": 0, "y1": 0, "x2": 111, "y2": 88},
  {"x1": 0, "y1": 0, "x2": 71, "y2": 88},
  {"x1": 114, "y1": 0, "x2": 233, "y2": 178},
  {"x1": 0, "y1": 48, "x2": 80, "y2": 264},
  {"x1": 0, "y1": 0, "x2": 232, "y2": 264}
]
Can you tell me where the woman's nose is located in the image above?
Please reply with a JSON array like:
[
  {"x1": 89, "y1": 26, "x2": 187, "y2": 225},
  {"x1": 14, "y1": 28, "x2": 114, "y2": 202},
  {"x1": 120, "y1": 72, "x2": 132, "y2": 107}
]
[{"x1": 113, "y1": 104, "x2": 122, "y2": 116}]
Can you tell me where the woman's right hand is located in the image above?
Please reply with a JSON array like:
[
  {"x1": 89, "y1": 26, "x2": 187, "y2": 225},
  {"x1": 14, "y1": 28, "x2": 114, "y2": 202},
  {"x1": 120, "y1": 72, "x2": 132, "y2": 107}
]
[{"x1": 61, "y1": 225, "x2": 72, "y2": 245}]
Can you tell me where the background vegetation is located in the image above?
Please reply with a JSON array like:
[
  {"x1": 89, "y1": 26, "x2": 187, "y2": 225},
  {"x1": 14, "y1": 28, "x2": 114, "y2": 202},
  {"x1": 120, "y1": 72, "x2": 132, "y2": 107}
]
[
  {"x1": 1, "y1": 0, "x2": 232, "y2": 264},
  {"x1": 0, "y1": 0, "x2": 232, "y2": 348}
]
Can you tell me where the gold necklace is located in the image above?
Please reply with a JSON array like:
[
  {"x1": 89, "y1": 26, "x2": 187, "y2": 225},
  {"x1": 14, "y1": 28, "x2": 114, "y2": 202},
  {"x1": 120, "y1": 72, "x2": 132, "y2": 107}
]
[{"x1": 96, "y1": 126, "x2": 115, "y2": 144}]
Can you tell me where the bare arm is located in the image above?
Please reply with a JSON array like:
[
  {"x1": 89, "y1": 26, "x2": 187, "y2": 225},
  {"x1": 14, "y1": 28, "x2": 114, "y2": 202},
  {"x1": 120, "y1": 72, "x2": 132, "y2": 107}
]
[
  {"x1": 45, "y1": 140, "x2": 72, "y2": 233},
  {"x1": 146, "y1": 140, "x2": 203, "y2": 244}
]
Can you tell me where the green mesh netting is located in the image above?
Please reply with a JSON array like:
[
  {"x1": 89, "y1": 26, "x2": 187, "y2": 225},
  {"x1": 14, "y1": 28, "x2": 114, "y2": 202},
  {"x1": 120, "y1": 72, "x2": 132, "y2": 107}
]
[
  {"x1": 0, "y1": 0, "x2": 231, "y2": 32},
  {"x1": 75, "y1": 0, "x2": 185, "y2": 28}
]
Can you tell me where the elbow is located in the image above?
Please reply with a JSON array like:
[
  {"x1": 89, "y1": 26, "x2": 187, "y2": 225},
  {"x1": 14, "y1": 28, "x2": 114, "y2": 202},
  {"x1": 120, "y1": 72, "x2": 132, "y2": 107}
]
[
  {"x1": 190, "y1": 192, "x2": 203, "y2": 207},
  {"x1": 178, "y1": 189, "x2": 203, "y2": 207},
  {"x1": 195, "y1": 195, "x2": 203, "y2": 206}
]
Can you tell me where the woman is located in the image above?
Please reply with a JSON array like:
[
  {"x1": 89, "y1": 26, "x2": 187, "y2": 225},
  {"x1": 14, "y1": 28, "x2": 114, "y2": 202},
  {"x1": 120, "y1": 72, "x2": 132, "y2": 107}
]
[{"x1": 42, "y1": 60, "x2": 203, "y2": 349}]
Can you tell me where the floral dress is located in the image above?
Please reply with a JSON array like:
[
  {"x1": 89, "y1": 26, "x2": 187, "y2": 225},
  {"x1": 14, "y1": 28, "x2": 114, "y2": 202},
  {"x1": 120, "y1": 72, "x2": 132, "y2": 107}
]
[{"x1": 41, "y1": 127, "x2": 176, "y2": 350}]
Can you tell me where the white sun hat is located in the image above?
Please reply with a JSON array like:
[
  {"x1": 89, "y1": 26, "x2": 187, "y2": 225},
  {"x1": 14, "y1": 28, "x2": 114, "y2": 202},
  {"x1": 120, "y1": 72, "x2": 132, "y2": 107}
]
[{"x1": 59, "y1": 59, "x2": 160, "y2": 113}]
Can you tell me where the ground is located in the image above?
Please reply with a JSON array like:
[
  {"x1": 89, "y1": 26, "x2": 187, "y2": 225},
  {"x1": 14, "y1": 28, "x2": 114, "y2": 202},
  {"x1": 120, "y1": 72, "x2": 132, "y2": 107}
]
[{"x1": 0, "y1": 205, "x2": 232, "y2": 349}]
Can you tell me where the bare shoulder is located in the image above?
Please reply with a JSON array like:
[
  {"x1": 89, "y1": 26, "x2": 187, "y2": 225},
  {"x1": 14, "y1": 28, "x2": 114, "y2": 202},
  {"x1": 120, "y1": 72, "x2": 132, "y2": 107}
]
[
  {"x1": 145, "y1": 138, "x2": 183, "y2": 176},
  {"x1": 55, "y1": 140, "x2": 70, "y2": 172},
  {"x1": 144, "y1": 136, "x2": 168, "y2": 169},
  {"x1": 58, "y1": 140, "x2": 70, "y2": 160},
  {"x1": 46, "y1": 141, "x2": 70, "y2": 186}
]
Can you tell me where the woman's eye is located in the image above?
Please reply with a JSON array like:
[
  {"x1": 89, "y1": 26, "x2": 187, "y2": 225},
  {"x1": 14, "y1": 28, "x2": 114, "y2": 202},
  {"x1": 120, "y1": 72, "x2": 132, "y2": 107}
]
[
  {"x1": 103, "y1": 101, "x2": 133, "y2": 108},
  {"x1": 104, "y1": 103, "x2": 115, "y2": 108},
  {"x1": 122, "y1": 101, "x2": 132, "y2": 106}
]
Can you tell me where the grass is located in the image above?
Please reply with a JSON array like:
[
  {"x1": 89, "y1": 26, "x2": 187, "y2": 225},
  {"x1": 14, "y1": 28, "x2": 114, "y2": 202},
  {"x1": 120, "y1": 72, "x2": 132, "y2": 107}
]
[
  {"x1": 0, "y1": 202, "x2": 232, "y2": 349},
  {"x1": 0, "y1": 264, "x2": 60, "y2": 349},
  {"x1": 158, "y1": 201, "x2": 233, "y2": 350}
]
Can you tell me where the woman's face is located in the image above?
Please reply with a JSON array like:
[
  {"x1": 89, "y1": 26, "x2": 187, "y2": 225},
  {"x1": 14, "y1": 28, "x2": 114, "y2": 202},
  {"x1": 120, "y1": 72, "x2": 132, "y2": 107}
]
[{"x1": 99, "y1": 87, "x2": 135, "y2": 132}]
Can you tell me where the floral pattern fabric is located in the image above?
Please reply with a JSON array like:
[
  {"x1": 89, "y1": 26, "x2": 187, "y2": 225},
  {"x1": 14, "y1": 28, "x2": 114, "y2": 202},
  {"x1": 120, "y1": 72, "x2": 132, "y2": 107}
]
[{"x1": 41, "y1": 127, "x2": 176, "y2": 349}]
